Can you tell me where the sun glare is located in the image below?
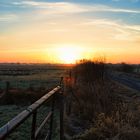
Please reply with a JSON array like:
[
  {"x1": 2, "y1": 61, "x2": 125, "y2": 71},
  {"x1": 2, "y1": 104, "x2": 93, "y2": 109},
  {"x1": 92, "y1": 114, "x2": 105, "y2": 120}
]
[{"x1": 56, "y1": 45, "x2": 84, "y2": 64}]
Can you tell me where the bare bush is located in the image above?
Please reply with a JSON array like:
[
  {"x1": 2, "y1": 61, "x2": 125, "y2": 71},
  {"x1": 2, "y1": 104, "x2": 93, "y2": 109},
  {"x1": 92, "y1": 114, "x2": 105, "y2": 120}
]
[{"x1": 64, "y1": 60, "x2": 140, "y2": 140}]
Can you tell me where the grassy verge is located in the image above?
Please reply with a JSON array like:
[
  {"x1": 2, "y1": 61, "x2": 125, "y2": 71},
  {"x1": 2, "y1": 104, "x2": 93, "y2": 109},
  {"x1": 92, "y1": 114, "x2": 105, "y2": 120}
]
[
  {"x1": 0, "y1": 104, "x2": 61, "y2": 140},
  {"x1": 64, "y1": 60, "x2": 140, "y2": 140}
]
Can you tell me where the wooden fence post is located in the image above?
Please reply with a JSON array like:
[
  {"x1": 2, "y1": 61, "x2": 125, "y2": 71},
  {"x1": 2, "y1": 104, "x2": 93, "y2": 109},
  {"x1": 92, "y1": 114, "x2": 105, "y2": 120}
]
[
  {"x1": 49, "y1": 96, "x2": 55, "y2": 140},
  {"x1": 59, "y1": 92, "x2": 64, "y2": 140},
  {"x1": 60, "y1": 77, "x2": 64, "y2": 140},
  {"x1": 31, "y1": 111, "x2": 37, "y2": 140}
]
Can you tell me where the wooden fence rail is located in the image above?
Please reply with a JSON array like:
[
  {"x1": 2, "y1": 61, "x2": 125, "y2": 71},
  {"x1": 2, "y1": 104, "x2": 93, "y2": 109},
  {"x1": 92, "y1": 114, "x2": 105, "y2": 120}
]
[{"x1": 0, "y1": 85, "x2": 64, "y2": 140}]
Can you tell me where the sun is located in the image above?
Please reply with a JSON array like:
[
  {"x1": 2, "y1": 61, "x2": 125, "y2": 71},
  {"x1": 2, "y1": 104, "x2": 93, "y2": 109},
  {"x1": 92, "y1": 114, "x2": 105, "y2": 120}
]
[{"x1": 56, "y1": 45, "x2": 83, "y2": 64}]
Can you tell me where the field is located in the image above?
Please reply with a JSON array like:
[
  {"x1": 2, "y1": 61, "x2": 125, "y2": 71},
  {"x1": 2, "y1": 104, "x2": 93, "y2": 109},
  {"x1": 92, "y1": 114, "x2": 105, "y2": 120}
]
[
  {"x1": 0, "y1": 63, "x2": 69, "y2": 140},
  {"x1": 0, "y1": 64, "x2": 68, "y2": 90},
  {"x1": 0, "y1": 62, "x2": 140, "y2": 140},
  {"x1": 0, "y1": 105, "x2": 60, "y2": 140}
]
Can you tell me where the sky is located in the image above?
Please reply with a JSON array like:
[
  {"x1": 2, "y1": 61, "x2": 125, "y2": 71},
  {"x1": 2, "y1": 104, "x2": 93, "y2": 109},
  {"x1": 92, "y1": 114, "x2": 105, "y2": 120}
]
[{"x1": 0, "y1": 0, "x2": 140, "y2": 63}]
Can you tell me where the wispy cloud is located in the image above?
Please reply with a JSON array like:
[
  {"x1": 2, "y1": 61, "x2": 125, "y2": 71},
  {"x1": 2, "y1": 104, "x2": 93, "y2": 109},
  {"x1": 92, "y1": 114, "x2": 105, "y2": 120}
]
[
  {"x1": 11, "y1": 1, "x2": 140, "y2": 14},
  {"x1": 1, "y1": 1, "x2": 140, "y2": 41},
  {"x1": 0, "y1": 14, "x2": 18, "y2": 22},
  {"x1": 82, "y1": 19, "x2": 140, "y2": 32},
  {"x1": 80, "y1": 19, "x2": 140, "y2": 41},
  {"x1": 112, "y1": 0, "x2": 140, "y2": 2},
  {"x1": 125, "y1": 25, "x2": 140, "y2": 31},
  {"x1": 1, "y1": 1, "x2": 139, "y2": 25}
]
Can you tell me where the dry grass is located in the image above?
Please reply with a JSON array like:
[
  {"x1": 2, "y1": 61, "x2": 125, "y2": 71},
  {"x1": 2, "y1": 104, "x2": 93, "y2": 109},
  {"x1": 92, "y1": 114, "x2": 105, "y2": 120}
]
[
  {"x1": 64, "y1": 60, "x2": 140, "y2": 140},
  {"x1": 65, "y1": 60, "x2": 112, "y2": 119}
]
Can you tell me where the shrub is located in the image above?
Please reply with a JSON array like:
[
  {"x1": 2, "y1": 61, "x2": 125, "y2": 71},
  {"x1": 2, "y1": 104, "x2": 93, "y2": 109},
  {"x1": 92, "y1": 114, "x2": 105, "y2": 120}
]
[
  {"x1": 64, "y1": 60, "x2": 140, "y2": 140},
  {"x1": 65, "y1": 60, "x2": 113, "y2": 120}
]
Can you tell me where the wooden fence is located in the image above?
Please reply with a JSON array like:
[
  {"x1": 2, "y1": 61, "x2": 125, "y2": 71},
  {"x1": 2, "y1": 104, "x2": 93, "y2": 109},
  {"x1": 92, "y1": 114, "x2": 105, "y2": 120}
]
[{"x1": 0, "y1": 84, "x2": 64, "y2": 140}]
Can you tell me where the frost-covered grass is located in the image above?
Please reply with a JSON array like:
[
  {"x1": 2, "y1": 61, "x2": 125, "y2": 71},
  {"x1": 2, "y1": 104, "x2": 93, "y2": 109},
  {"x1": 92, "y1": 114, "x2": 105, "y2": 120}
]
[
  {"x1": 0, "y1": 104, "x2": 61, "y2": 140},
  {"x1": 0, "y1": 69, "x2": 65, "y2": 90},
  {"x1": 0, "y1": 105, "x2": 27, "y2": 127},
  {"x1": 0, "y1": 65, "x2": 67, "y2": 139}
]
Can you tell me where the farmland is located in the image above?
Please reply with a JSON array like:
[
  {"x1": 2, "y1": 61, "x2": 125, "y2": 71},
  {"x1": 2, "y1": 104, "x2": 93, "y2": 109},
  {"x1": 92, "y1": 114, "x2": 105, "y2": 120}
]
[
  {"x1": 0, "y1": 63, "x2": 69, "y2": 90},
  {"x1": 0, "y1": 63, "x2": 70, "y2": 140},
  {"x1": 0, "y1": 62, "x2": 140, "y2": 140}
]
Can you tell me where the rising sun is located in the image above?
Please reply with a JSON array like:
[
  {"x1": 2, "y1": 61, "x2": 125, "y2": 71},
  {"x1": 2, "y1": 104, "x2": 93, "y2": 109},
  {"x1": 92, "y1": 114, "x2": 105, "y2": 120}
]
[{"x1": 56, "y1": 45, "x2": 83, "y2": 64}]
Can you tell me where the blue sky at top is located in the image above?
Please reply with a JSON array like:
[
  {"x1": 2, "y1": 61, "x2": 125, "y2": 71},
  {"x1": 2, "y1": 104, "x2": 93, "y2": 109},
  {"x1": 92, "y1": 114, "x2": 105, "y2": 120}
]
[
  {"x1": 0, "y1": 0, "x2": 140, "y2": 24},
  {"x1": 0, "y1": 0, "x2": 140, "y2": 35},
  {"x1": 36, "y1": 0, "x2": 140, "y2": 8}
]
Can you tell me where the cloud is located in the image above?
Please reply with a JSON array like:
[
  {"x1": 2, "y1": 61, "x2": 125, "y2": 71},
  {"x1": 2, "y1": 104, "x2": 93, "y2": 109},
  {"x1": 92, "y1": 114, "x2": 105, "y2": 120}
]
[
  {"x1": 82, "y1": 19, "x2": 140, "y2": 32},
  {"x1": 11, "y1": 1, "x2": 140, "y2": 14},
  {"x1": 1, "y1": 1, "x2": 140, "y2": 43},
  {"x1": 0, "y1": 14, "x2": 18, "y2": 22},
  {"x1": 125, "y1": 25, "x2": 140, "y2": 31},
  {"x1": 112, "y1": 0, "x2": 140, "y2": 2},
  {"x1": 1, "y1": 1, "x2": 139, "y2": 24},
  {"x1": 12, "y1": 1, "x2": 40, "y2": 6},
  {"x1": 80, "y1": 19, "x2": 140, "y2": 41}
]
